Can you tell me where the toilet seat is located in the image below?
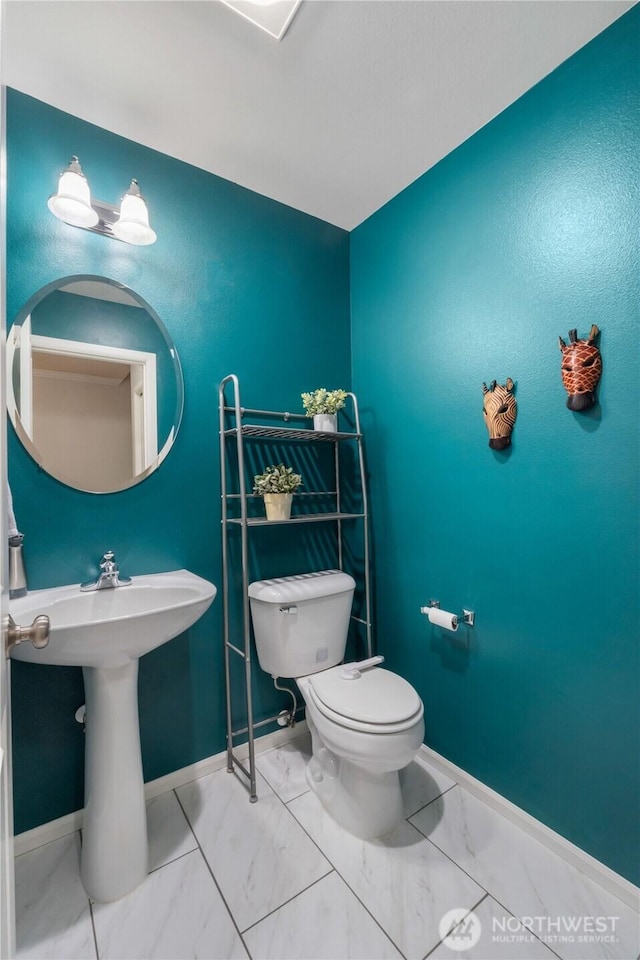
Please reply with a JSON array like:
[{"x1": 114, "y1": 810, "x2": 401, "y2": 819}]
[{"x1": 303, "y1": 667, "x2": 424, "y2": 734}]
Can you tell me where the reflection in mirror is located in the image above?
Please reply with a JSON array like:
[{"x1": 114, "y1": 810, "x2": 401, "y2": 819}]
[{"x1": 7, "y1": 276, "x2": 183, "y2": 493}]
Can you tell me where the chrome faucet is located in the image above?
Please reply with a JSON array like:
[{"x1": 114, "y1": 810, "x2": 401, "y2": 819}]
[{"x1": 80, "y1": 551, "x2": 132, "y2": 591}]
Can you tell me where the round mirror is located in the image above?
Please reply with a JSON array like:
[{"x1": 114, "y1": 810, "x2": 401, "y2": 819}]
[{"x1": 7, "y1": 276, "x2": 183, "y2": 493}]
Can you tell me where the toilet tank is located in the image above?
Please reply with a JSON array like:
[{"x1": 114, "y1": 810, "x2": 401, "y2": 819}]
[{"x1": 248, "y1": 570, "x2": 356, "y2": 678}]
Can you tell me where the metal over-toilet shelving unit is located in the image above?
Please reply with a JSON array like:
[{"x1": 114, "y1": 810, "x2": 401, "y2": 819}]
[{"x1": 218, "y1": 374, "x2": 372, "y2": 802}]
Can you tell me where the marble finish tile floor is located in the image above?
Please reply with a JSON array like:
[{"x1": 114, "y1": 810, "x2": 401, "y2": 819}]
[{"x1": 15, "y1": 732, "x2": 640, "y2": 960}]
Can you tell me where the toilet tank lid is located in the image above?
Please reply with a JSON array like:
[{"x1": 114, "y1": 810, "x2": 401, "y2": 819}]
[{"x1": 248, "y1": 570, "x2": 356, "y2": 603}]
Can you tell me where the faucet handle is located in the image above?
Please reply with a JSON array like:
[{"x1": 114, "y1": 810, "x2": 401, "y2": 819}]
[{"x1": 80, "y1": 551, "x2": 131, "y2": 591}]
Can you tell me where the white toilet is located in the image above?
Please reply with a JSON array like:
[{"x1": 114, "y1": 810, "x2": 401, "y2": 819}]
[{"x1": 248, "y1": 569, "x2": 425, "y2": 839}]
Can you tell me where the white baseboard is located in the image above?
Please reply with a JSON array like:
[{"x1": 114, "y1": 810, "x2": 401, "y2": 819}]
[
  {"x1": 15, "y1": 727, "x2": 638, "y2": 914},
  {"x1": 14, "y1": 721, "x2": 308, "y2": 858},
  {"x1": 143, "y1": 719, "x2": 309, "y2": 800},
  {"x1": 419, "y1": 744, "x2": 640, "y2": 912},
  {"x1": 14, "y1": 809, "x2": 85, "y2": 858}
]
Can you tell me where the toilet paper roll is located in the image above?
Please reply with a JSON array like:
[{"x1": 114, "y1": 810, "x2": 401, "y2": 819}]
[{"x1": 427, "y1": 606, "x2": 458, "y2": 632}]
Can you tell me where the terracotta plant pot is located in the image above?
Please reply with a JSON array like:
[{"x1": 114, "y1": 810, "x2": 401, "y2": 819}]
[{"x1": 263, "y1": 493, "x2": 293, "y2": 521}]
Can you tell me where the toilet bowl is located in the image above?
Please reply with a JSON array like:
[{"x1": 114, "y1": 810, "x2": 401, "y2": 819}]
[
  {"x1": 248, "y1": 570, "x2": 425, "y2": 839},
  {"x1": 298, "y1": 667, "x2": 424, "y2": 838}
]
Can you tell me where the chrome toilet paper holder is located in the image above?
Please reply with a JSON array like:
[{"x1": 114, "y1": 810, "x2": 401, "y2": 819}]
[{"x1": 420, "y1": 599, "x2": 475, "y2": 627}]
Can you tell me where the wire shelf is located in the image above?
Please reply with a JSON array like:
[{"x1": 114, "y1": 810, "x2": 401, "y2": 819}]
[
  {"x1": 226, "y1": 512, "x2": 365, "y2": 527},
  {"x1": 224, "y1": 424, "x2": 361, "y2": 442}
]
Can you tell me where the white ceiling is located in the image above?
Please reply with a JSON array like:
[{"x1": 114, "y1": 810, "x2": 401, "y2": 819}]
[{"x1": 4, "y1": 0, "x2": 634, "y2": 230}]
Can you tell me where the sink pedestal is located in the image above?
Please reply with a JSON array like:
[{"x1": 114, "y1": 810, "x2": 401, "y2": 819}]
[
  {"x1": 81, "y1": 662, "x2": 148, "y2": 902},
  {"x1": 9, "y1": 570, "x2": 217, "y2": 902}
]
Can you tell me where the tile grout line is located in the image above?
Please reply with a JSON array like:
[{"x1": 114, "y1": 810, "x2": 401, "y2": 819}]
[
  {"x1": 408, "y1": 789, "x2": 565, "y2": 960},
  {"x1": 265, "y1": 783, "x2": 312, "y2": 804},
  {"x1": 147, "y1": 845, "x2": 199, "y2": 877},
  {"x1": 414, "y1": 801, "x2": 638, "y2": 959},
  {"x1": 239, "y1": 868, "x2": 336, "y2": 936},
  {"x1": 422, "y1": 892, "x2": 489, "y2": 960},
  {"x1": 483, "y1": 891, "x2": 565, "y2": 960},
  {"x1": 86, "y1": 823, "x2": 200, "y2": 959},
  {"x1": 279, "y1": 792, "x2": 409, "y2": 959},
  {"x1": 408, "y1": 794, "x2": 495, "y2": 900},
  {"x1": 88, "y1": 899, "x2": 100, "y2": 960},
  {"x1": 77, "y1": 829, "x2": 100, "y2": 960},
  {"x1": 263, "y1": 754, "x2": 495, "y2": 960},
  {"x1": 243, "y1": 761, "x2": 408, "y2": 957},
  {"x1": 415, "y1": 771, "x2": 640, "y2": 922},
  {"x1": 232, "y1": 767, "x2": 341, "y2": 935},
  {"x1": 404, "y1": 781, "x2": 458, "y2": 821},
  {"x1": 172, "y1": 785, "x2": 254, "y2": 960},
  {"x1": 171, "y1": 767, "x2": 343, "y2": 953}
]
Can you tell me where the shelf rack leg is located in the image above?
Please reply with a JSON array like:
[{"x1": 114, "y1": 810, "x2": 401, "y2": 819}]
[
  {"x1": 349, "y1": 392, "x2": 372, "y2": 661},
  {"x1": 219, "y1": 378, "x2": 235, "y2": 774},
  {"x1": 220, "y1": 374, "x2": 258, "y2": 802}
]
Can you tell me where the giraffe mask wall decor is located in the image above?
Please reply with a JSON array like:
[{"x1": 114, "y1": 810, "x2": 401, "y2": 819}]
[
  {"x1": 558, "y1": 325, "x2": 602, "y2": 412},
  {"x1": 482, "y1": 378, "x2": 517, "y2": 450}
]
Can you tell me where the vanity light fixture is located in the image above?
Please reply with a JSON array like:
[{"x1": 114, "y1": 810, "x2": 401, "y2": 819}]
[
  {"x1": 47, "y1": 157, "x2": 157, "y2": 246},
  {"x1": 46, "y1": 156, "x2": 98, "y2": 229},
  {"x1": 112, "y1": 180, "x2": 157, "y2": 246}
]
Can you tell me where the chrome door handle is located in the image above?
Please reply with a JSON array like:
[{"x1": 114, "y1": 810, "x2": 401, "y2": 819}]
[{"x1": 5, "y1": 614, "x2": 50, "y2": 657}]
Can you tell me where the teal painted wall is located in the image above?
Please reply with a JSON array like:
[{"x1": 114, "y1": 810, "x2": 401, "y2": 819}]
[
  {"x1": 350, "y1": 9, "x2": 639, "y2": 883},
  {"x1": 7, "y1": 89, "x2": 351, "y2": 834}
]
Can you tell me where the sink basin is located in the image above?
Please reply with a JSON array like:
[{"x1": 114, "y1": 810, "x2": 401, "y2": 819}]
[
  {"x1": 9, "y1": 568, "x2": 216, "y2": 903},
  {"x1": 9, "y1": 569, "x2": 216, "y2": 668}
]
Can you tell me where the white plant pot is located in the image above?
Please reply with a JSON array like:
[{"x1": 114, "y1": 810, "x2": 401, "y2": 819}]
[
  {"x1": 313, "y1": 413, "x2": 337, "y2": 432},
  {"x1": 263, "y1": 493, "x2": 293, "y2": 521}
]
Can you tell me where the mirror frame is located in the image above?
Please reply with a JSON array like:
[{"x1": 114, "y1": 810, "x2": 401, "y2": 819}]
[{"x1": 7, "y1": 274, "x2": 184, "y2": 493}]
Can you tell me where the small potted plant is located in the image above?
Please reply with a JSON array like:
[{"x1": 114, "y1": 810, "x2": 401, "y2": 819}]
[
  {"x1": 253, "y1": 463, "x2": 303, "y2": 521},
  {"x1": 301, "y1": 388, "x2": 348, "y2": 432}
]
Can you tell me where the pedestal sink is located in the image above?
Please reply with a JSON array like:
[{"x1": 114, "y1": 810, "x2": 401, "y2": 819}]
[{"x1": 9, "y1": 569, "x2": 216, "y2": 902}]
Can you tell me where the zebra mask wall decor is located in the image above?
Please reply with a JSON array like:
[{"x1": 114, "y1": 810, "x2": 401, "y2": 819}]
[
  {"x1": 482, "y1": 378, "x2": 517, "y2": 450},
  {"x1": 558, "y1": 325, "x2": 602, "y2": 412}
]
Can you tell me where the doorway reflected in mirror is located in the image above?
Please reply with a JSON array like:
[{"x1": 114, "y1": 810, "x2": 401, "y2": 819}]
[{"x1": 7, "y1": 276, "x2": 183, "y2": 493}]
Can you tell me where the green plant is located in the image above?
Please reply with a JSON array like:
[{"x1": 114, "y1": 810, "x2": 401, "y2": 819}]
[
  {"x1": 301, "y1": 388, "x2": 348, "y2": 416},
  {"x1": 253, "y1": 463, "x2": 303, "y2": 495}
]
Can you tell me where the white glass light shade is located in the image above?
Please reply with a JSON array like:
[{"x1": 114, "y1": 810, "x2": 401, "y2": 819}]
[
  {"x1": 47, "y1": 158, "x2": 99, "y2": 228},
  {"x1": 112, "y1": 181, "x2": 157, "y2": 246}
]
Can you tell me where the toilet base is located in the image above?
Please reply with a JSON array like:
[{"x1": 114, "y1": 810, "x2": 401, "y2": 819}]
[{"x1": 306, "y1": 731, "x2": 404, "y2": 839}]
